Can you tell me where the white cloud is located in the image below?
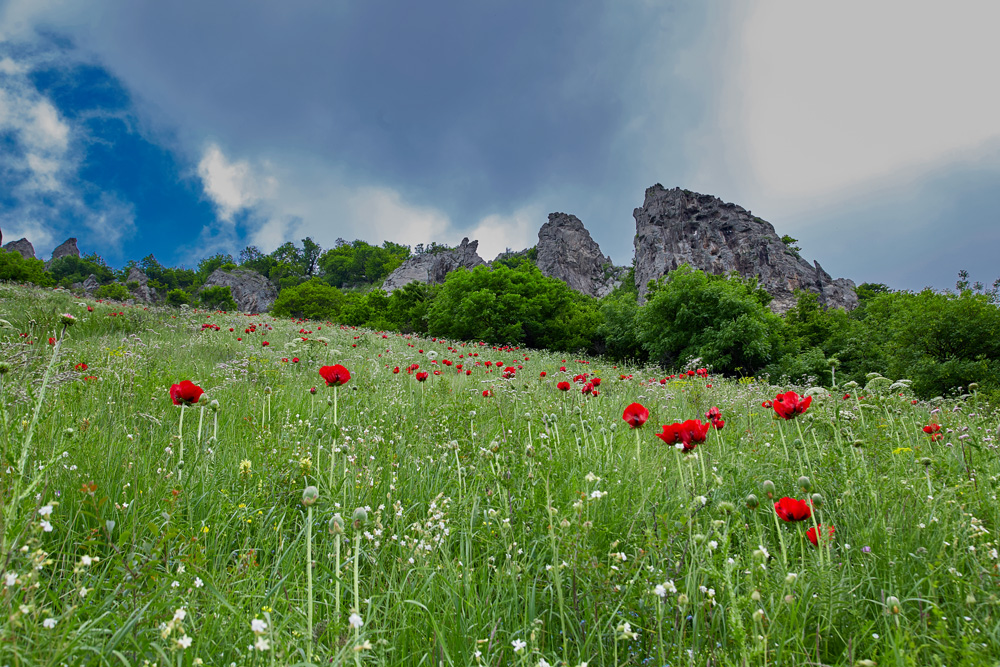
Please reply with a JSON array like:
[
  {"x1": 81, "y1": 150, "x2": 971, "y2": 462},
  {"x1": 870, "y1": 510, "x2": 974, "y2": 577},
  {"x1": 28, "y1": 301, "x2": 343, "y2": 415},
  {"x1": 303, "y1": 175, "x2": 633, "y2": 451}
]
[
  {"x1": 717, "y1": 0, "x2": 1000, "y2": 204},
  {"x1": 467, "y1": 206, "x2": 541, "y2": 261},
  {"x1": 197, "y1": 143, "x2": 274, "y2": 222}
]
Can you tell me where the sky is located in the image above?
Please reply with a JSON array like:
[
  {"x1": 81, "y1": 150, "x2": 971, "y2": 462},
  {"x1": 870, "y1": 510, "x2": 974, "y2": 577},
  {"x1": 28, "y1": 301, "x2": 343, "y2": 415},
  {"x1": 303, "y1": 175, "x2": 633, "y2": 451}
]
[{"x1": 1, "y1": 0, "x2": 998, "y2": 292}]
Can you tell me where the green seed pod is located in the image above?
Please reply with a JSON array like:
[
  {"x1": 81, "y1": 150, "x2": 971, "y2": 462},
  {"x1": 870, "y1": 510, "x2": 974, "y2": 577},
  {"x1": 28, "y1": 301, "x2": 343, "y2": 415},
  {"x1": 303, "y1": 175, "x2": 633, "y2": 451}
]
[
  {"x1": 762, "y1": 480, "x2": 775, "y2": 499},
  {"x1": 329, "y1": 513, "x2": 344, "y2": 535},
  {"x1": 264, "y1": 386, "x2": 272, "y2": 395},
  {"x1": 199, "y1": 394, "x2": 210, "y2": 406},
  {"x1": 810, "y1": 493, "x2": 824, "y2": 508},
  {"x1": 969, "y1": 383, "x2": 979, "y2": 392},
  {"x1": 919, "y1": 457, "x2": 932, "y2": 467},
  {"x1": 797, "y1": 476, "x2": 812, "y2": 493},
  {"x1": 885, "y1": 596, "x2": 900, "y2": 615},
  {"x1": 745, "y1": 493, "x2": 759, "y2": 509},
  {"x1": 209, "y1": 399, "x2": 220, "y2": 412},
  {"x1": 352, "y1": 506, "x2": 368, "y2": 529},
  {"x1": 301, "y1": 486, "x2": 319, "y2": 506},
  {"x1": 716, "y1": 501, "x2": 735, "y2": 515}
]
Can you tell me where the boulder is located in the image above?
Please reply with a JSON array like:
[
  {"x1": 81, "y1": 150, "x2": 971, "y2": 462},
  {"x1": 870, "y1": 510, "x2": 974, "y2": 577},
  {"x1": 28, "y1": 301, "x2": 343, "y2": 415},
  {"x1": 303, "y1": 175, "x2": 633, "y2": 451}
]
[
  {"x1": 382, "y1": 238, "x2": 486, "y2": 293},
  {"x1": 82, "y1": 274, "x2": 100, "y2": 294},
  {"x1": 126, "y1": 266, "x2": 158, "y2": 303},
  {"x1": 633, "y1": 185, "x2": 858, "y2": 313},
  {"x1": 3, "y1": 238, "x2": 36, "y2": 260},
  {"x1": 49, "y1": 238, "x2": 80, "y2": 264},
  {"x1": 202, "y1": 267, "x2": 278, "y2": 313},
  {"x1": 535, "y1": 212, "x2": 623, "y2": 298}
]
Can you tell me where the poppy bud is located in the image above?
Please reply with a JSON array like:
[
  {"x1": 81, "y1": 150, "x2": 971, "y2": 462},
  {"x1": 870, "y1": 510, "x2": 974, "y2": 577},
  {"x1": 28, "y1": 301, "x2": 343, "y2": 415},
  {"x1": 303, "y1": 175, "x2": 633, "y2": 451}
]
[
  {"x1": 352, "y1": 507, "x2": 368, "y2": 529},
  {"x1": 301, "y1": 486, "x2": 319, "y2": 506},
  {"x1": 797, "y1": 476, "x2": 812, "y2": 493},
  {"x1": 315, "y1": 428, "x2": 324, "y2": 438},
  {"x1": 919, "y1": 457, "x2": 932, "y2": 467},
  {"x1": 810, "y1": 493, "x2": 824, "y2": 508},
  {"x1": 199, "y1": 394, "x2": 210, "y2": 406},
  {"x1": 969, "y1": 383, "x2": 979, "y2": 391},
  {"x1": 716, "y1": 501, "x2": 735, "y2": 515},
  {"x1": 329, "y1": 513, "x2": 344, "y2": 535},
  {"x1": 885, "y1": 596, "x2": 900, "y2": 615},
  {"x1": 0, "y1": 361, "x2": 10, "y2": 374},
  {"x1": 209, "y1": 399, "x2": 220, "y2": 412},
  {"x1": 762, "y1": 480, "x2": 775, "y2": 499},
  {"x1": 677, "y1": 594, "x2": 688, "y2": 606},
  {"x1": 264, "y1": 387, "x2": 272, "y2": 395},
  {"x1": 745, "y1": 493, "x2": 759, "y2": 509},
  {"x1": 61, "y1": 313, "x2": 77, "y2": 326}
]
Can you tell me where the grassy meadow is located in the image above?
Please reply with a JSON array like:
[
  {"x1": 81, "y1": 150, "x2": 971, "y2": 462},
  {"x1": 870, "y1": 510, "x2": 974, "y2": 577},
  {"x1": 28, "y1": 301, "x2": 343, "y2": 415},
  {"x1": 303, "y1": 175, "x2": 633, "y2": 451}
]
[{"x1": 2, "y1": 283, "x2": 1000, "y2": 667}]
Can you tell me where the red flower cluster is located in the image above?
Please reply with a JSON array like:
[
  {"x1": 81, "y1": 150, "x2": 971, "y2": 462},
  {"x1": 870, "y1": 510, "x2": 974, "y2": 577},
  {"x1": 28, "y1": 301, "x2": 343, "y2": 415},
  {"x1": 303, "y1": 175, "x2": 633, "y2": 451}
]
[
  {"x1": 74, "y1": 362, "x2": 88, "y2": 371},
  {"x1": 774, "y1": 497, "x2": 812, "y2": 522},
  {"x1": 170, "y1": 380, "x2": 204, "y2": 406},
  {"x1": 773, "y1": 391, "x2": 811, "y2": 419},
  {"x1": 923, "y1": 423, "x2": 943, "y2": 441},
  {"x1": 319, "y1": 364, "x2": 351, "y2": 387},
  {"x1": 705, "y1": 406, "x2": 725, "y2": 430},
  {"x1": 656, "y1": 419, "x2": 710, "y2": 450},
  {"x1": 622, "y1": 403, "x2": 650, "y2": 429}
]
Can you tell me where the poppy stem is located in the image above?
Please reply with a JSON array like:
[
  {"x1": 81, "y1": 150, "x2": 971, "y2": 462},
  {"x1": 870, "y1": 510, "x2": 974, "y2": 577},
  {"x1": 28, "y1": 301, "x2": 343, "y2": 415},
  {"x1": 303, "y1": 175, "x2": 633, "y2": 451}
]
[
  {"x1": 772, "y1": 504, "x2": 788, "y2": 569},
  {"x1": 778, "y1": 423, "x2": 790, "y2": 462},
  {"x1": 634, "y1": 427, "x2": 642, "y2": 469},
  {"x1": 306, "y1": 503, "x2": 314, "y2": 659},
  {"x1": 178, "y1": 405, "x2": 185, "y2": 484},
  {"x1": 196, "y1": 403, "x2": 205, "y2": 447}
]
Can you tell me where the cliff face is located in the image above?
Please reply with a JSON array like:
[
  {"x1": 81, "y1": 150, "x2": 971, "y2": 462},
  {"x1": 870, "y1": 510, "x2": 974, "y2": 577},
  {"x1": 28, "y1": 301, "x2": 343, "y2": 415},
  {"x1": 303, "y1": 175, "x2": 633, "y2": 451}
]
[
  {"x1": 202, "y1": 268, "x2": 278, "y2": 313},
  {"x1": 535, "y1": 213, "x2": 623, "y2": 298},
  {"x1": 633, "y1": 186, "x2": 858, "y2": 312},
  {"x1": 382, "y1": 238, "x2": 485, "y2": 293}
]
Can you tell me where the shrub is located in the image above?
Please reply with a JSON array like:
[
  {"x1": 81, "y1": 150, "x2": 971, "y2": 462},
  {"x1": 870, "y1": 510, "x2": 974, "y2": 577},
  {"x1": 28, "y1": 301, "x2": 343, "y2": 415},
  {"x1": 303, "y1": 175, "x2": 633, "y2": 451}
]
[
  {"x1": 0, "y1": 250, "x2": 54, "y2": 286},
  {"x1": 271, "y1": 279, "x2": 345, "y2": 320},
  {"x1": 166, "y1": 289, "x2": 191, "y2": 307},
  {"x1": 94, "y1": 283, "x2": 130, "y2": 301},
  {"x1": 199, "y1": 285, "x2": 238, "y2": 311}
]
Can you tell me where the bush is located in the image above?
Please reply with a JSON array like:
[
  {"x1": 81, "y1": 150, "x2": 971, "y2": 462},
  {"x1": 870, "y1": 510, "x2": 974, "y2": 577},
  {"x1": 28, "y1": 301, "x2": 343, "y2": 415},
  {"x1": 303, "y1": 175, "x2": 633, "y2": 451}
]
[
  {"x1": 94, "y1": 283, "x2": 130, "y2": 301},
  {"x1": 0, "y1": 250, "x2": 54, "y2": 286},
  {"x1": 636, "y1": 265, "x2": 784, "y2": 374},
  {"x1": 271, "y1": 279, "x2": 345, "y2": 320},
  {"x1": 199, "y1": 285, "x2": 238, "y2": 311},
  {"x1": 166, "y1": 289, "x2": 190, "y2": 307},
  {"x1": 49, "y1": 254, "x2": 115, "y2": 287}
]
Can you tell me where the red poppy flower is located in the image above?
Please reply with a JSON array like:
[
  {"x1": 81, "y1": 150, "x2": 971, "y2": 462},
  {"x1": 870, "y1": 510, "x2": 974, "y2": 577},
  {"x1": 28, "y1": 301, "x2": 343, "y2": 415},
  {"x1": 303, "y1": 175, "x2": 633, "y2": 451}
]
[
  {"x1": 659, "y1": 378, "x2": 667, "y2": 385},
  {"x1": 48, "y1": 337, "x2": 56, "y2": 345},
  {"x1": 319, "y1": 364, "x2": 351, "y2": 387},
  {"x1": 774, "y1": 497, "x2": 812, "y2": 522},
  {"x1": 292, "y1": 358, "x2": 299, "y2": 363},
  {"x1": 281, "y1": 358, "x2": 289, "y2": 363},
  {"x1": 591, "y1": 378, "x2": 601, "y2": 387},
  {"x1": 922, "y1": 423, "x2": 941, "y2": 434},
  {"x1": 622, "y1": 403, "x2": 650, "y2": 429},
  {"x1": 711, "y1": 418, "x2": 725, "y2": 430},
  {"x1": 309, "y1": 387, "x2": 317, "y2": 394},
  {"x1": 761, "y1": 400, "x2": 772, "y2": 408},
  {"x1": 393, "y1": 366, "x2": 400, "y2": 374},
  {"x1": 262, "y1": 341, "x2": 269, "y2": 347},
  {"x1": 75, "y1": 362, "x2": 88, "y2": 371},
  {"x1": 416, "y1": 371, "x2": 429, "y2": 382},
  {"x1": 773, "y1": 391, "x2": 812, "y2": 419},
  {"x1": 539, "y1": 371, "x2": 547, "y2": 377},
  {"x1": 559, "y1": 366, "x2": 566, "y2": 372},
  {"x1": 705, "y1": 406, "x2": 721, "y2": 421},
  {"x1": 502, "y1": 366, "x2": 517, "y2": 378},
  {"x1": 482, "y1": 390, "x2": 492, "y2": 397},
  {"x1": 582, "y1": 383, "x2": 593, "y2": 395},
  {"x1": 807, "y1": 524, "x2": 835, "y2": 546},
  {"x1": 465, "y1": 370, "x2": 472, "y2": 376},
  {"x1": 170, "y1": 380, "x2": 205, "y2": 406},
  {"x1": 843, "y1": 393, "x2": 851, "y2": 400}
]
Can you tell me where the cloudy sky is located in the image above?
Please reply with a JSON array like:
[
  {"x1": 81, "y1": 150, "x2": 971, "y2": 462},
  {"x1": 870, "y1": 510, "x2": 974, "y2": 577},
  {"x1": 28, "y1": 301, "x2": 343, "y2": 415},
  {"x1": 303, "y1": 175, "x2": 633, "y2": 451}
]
[{"x1": 1, "y1": 0, "x2": 997, "y2": 291}]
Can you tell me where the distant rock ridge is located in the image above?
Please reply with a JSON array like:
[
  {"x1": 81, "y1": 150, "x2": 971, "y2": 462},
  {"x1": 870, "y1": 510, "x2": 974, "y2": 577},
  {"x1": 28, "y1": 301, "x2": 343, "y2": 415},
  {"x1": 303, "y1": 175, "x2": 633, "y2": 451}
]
[
  {"x1": 48, "y1": 238, "x2": 80, "y2": 266},
  {"x1": 202, "y1": 268, "x2": 278, "y2": 313},
  {"x1": 535, "y1": 212, "x2": 623, "y2": 298},
  {"x1": 126, "y1": 266, "x2": 158, "y2": 304},
  {"x1": 382, "y1": 238, "x2": 485, "y2": 294},
  {"x1": 632, "y1": 185, "x2": 858, "y2": 313}
]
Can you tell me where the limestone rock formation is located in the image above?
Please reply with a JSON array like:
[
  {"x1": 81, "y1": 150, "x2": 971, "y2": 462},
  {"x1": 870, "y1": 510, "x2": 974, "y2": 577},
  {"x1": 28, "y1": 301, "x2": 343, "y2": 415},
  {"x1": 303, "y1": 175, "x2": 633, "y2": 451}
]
[
  {"x1": 3, "y1": 238, "x2": 36, "y2": 260},
  {"x1": 82, "y1": 274, "x2": 100, "y2": 294},
  {"x1": 202, "y1": 268, "x2": 277, "y2": 313},
  {"x1": 50, "y1": 238, "x2": 80, "y2": 264},
  {"x1": 382, "y1": 238, "x2": 485, "y2": 294},
  {"x1": 633, "y1": 186, "x2": 858, "y2": 313},
  {"x1": 126, "y1": 267, "x2": 158, "y2": 303},
  {"x1": 536, "y1": 213, "x2": 623, "y2": 298}
]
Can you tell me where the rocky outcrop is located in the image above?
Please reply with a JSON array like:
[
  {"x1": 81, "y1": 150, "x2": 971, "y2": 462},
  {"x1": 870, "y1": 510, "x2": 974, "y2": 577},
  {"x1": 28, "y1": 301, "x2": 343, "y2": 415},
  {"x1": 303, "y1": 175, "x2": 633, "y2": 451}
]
[
  {"x1": 633, "y1": 186, "x2": 858, "y2": 313},
  {"x1": 126, "y1": 267, "x2": 158, "y2": 303},
  {"x1": 49, "y1": 238, "x2": 80, "y2": 264},
  {"x1": 536, "y1": 213, "x2": 623, "y2": 298},
  {"x1": 382, "y1": 238, "x2": 485, "y2": 293},
  {"x1": 202, "y1": 268, "x2": 277, "y2": 313},
  {"x1": 82, "y1": 274, "x2": 100, "y2": 294},
  {"x1": 3, "y1": 238, "x2": 36, "y2": 260}
]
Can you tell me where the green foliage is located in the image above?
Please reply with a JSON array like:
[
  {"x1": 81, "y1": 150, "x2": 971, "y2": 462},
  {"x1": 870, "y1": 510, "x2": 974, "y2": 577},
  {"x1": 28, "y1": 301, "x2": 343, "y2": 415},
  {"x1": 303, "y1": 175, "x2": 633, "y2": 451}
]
[
  {"x1": 637, "y1": 265, "x2": 783, "y2": 374},
  {"x1": 48, "y1": 254, "x2": 115, "y2": 287},
  {"x1": 596, "y1": 292, "x2": 645, "y2": 362},
  {"x1": 318, "y1": 239, "x2": 410, "y2": 289},
  {"x1": 427, "y1": 263, "x2": 600, "y2": 352},
  {"x1": 385, "y1": 282, "x2": 435, "y2": 334},
  {"x1": 94, "y1": 282, "x2": 130, "y2": 301},
  {"x1": 780, "y1": 234, "x2": 801, "y2": 254},
  {"x1": 0, "y1": 250, "x2": 54, "y2": 286},
  {"x1": 166, "y1": 288, "x2": 190, "y2": 307},
  {"x1": 196, "y1": 253, "x2": 236, "y2": 283},
  {"x1": 199, "y1": 285, "x2": 238, "y2": 311},
  {"x1": 492, "y1": 247, "x2": 536, "y2": 270},
  {"x1": 271, "y1": 278, "x2": 345, "y2": 320},
  {"x1": 136, "y1": 255, "x2": 198, "y2": 292}
]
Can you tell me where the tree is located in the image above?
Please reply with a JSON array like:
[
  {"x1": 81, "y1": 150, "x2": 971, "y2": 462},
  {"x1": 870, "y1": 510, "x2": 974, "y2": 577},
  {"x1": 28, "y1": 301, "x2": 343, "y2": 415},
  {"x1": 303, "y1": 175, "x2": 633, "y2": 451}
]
[
  {"x1": 271, "y1": 279, "x2": 345, "y2": 320},
  {"x1": 0, "y1": 250, "x2": 53, "y2": 286},
  {"x1": 197, "y1": 253, "x2": 236, "y2": 283},
  {"x1": 199, "y1": 285, "x2": 238, "y2": 311},
  {"x1": 636, "y1": 265, "x2": 784, "y2": 374}
]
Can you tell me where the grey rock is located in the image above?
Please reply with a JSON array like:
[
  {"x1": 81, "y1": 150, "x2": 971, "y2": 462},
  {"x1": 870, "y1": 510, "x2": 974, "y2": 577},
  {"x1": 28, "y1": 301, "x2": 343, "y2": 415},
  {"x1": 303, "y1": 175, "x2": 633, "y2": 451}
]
[
  {"x1": 202, "y1": 267, "x2": 278, "y2": 313},
  {"x1": 50, "y1": 238, "x2": 80, "y2": 263},
  {"x1": 3, "y1": 238, "x2": 36, "y2": 260},
  {"x1": 82, "y1": 274, "x2": 100, "y2": 293},
  {"x1": 633, "y1": 185, "x2": 857, "y2": 313},
  {"x1": 382, "y1": 238, "x2": 485, "y2": 293},
  {"x1": 126, "y1": 266, "x2": 159, "y2": 303},
  {"x1": 536, "y1": 212, "x2": 623, "y2": 298}
]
